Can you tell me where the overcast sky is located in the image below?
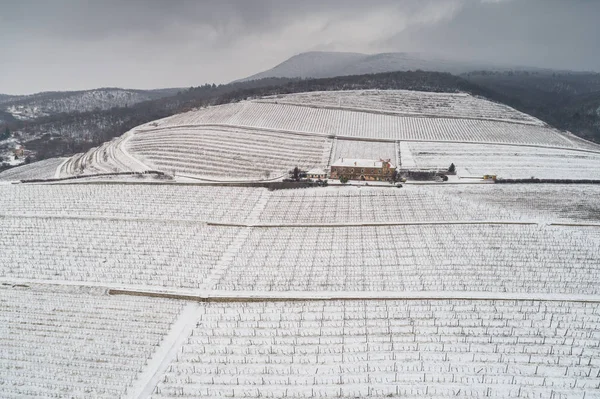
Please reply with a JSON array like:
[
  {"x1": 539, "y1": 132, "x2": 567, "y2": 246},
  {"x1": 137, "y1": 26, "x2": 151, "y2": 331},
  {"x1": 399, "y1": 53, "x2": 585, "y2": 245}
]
[{"x1": 1, "y1": 0, "x2": 598, "y2": 94}]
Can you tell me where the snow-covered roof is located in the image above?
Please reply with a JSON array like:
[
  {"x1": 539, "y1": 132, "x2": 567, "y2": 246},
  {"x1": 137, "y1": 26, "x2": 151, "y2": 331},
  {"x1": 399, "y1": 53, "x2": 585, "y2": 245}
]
[
  {"x1": 331, "y1": 158, "x2": 395, "y2": 168},
  {"x1": 306, "y1": 168, "x2": 327, "y2": 175}
]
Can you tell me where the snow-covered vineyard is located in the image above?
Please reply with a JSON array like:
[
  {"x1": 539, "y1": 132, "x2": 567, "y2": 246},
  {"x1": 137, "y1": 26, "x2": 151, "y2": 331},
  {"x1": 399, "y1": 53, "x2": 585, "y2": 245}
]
[
  {"x1": 0, "y1": 157, "x2": 67, "y2": 181},
  {"x1": 3, "y1": 89, "x2": 599, "y2": 182},
  {"x1": 407, "y1": 142, "x2": 600, "y2": 180},
  {"x1": 1, "y1": 89, "x2": 600, "y2": 398},
  {"x1": 153, "y1": 300, "x2": 600, "y2": 399},
  {"x1": 150, "y1": 101, "x2": 569, "y2": 145},
  {"x1": 2, "y1": 183, "x2": 600, "y2": 225},
  {"x1": 2, "y1": 182, "x2": 600, "y2": 397},
  {"x1": 126, "y1": 127, "x2": 328, "y2": 180},
  {"x1": 0, "y1": 286, "x2": 185, "y2": 398},
  {"x1": 260, "y1": 90, "x2": 544, "y2": 125}
]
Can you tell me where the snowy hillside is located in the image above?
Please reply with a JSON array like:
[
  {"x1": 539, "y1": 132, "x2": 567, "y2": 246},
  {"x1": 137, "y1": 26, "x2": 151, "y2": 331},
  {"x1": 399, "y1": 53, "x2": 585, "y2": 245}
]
[
  {"x1": 2, "y1": 89, "x2": 600, "y2": 398},
  {"x1": 6, "y1": 89, "x2": 598, "y2": 182},
  {"x1": 0, "y1": 87, "x2": 179, "y2": 120},
  {"x1": 241, "y1": 51, "x2": 539, "y2": 81}
]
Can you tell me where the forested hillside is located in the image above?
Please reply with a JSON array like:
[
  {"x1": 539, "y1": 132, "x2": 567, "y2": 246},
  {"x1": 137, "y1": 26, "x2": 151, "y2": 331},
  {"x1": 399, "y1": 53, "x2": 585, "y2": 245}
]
[
  {"x1": 464, "y1": 71, "x2": 600, "y2": 143},
  {"x1": 0, "y1": 88, "x2": 181, "y2": 120}
]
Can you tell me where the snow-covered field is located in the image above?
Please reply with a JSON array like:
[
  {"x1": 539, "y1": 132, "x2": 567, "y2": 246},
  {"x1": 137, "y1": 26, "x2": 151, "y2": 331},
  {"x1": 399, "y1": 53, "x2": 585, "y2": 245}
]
[
  {"x1": 3, "y1": 182, "x2": 598, "y2": 226},
  {"x1": 57, "y1": 133, "x2": 146, "y2": 177},
  {"x1": 0, "y1": 216, "x2": 239, "y2": 289},
  {"x1": 258, "y1": 186, "x2": 515, "y2": 224},
  {"x1": 152, "y1": 299, "x2": 600, "y2": 399},
  {"x1": 127, "y1": 126, "x2": 328, "y2": 179},
  {"x1": 0, "y1": 158, "x2": 65, "y2": 181},
  {"x1": 0, "y1": 184, "x2": 263, "y2": 223},
  {"x1": 151, "y1": 101, "x2": 574, "y2": 147},
  {"x1": 331, "y1": 139, "x2": 397, "y2": 165},
  {"x1": 409, "y1": 142, "x2": 600, "y2": 179},
  {"x1": 261, "y1": 90, "x2": 544, "y2": 125},
  {"x1": 432, "y1": 184, "x2": 600, "y2": 223},
  {"x1": 214, "y1": 224, "x2": 600, "y2": 293},
  {"x1": 2, "y1": 184, "x2": 600, "y2": 295},
  {"x1": 3, "y1": 88, "x2": 600, "y2": 398},
  {"x1": 0, "y1": 285, "x2": 184, "y2": 398},
  {"x1": 258, "y1": 184, "x2": 600, "y2": 224}
]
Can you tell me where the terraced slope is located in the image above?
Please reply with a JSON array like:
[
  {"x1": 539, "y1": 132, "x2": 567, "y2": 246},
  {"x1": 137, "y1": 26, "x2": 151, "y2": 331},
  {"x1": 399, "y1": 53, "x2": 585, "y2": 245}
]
[
  {"x1": 260, "y1": 90, "x2": 544, "y2": 125},
  {"x1": 0, "y1": 158, "x2": 66, "y2": 181},
  {"x1": 127, "y1": 126, "x2": 328, "y2": 180},
  {"x1": 149, "y1": 101, "x2": 571, "y2": 146},
  {"x1": 9, "y1": 89, "x2": 597, "y2": 183}
]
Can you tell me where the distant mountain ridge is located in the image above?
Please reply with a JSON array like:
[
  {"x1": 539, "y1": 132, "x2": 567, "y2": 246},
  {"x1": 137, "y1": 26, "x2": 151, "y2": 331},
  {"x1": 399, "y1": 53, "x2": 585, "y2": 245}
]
[
  {"x1": 0, "y1": 87, "x2": 181, "y2": 120},
  {"x1": 240, "y1": 51, "x2": 552, "y2": 82}
]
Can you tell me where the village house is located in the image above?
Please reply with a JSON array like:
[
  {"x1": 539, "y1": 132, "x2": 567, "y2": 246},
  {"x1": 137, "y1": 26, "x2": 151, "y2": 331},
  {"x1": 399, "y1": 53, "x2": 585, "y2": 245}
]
[
  {"x1": 329, "y1": 158, "x2": 396, "y2": 181},
  {"x1": 306, "y1": 168, "x2": 328, "y2": 180},
  {"x1": 12, "y1": 145, "x2": 34, "y2": 159},
  {"x1": 13, "y1": 145, "x2": 25, "y2": 158}
]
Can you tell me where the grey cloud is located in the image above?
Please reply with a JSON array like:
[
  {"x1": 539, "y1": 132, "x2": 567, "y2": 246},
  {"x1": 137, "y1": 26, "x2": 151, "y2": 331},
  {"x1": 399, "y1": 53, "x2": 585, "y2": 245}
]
[
  {"x1": 0, "y1": 0, "x2": 598, "y2": 94},
  {"x1": 383, "y1": 0, "x2": 600, "y2": 71}
]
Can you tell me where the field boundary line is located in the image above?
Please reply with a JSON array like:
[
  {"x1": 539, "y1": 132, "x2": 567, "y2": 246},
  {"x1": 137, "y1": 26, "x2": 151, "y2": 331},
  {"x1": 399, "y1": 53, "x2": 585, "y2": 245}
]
[
  {"x1": 5, "y1": 213, "x2": 599, "y2": 229},
  {"x1": 4, "y1": 278, "x2": 600, "y2": 303},
  {"x1": 136, "y1": 123, "x2": 333, "y2": 140},
  {"x1": 109, "y1": 289, "x2": 600, "y2": 304},
  {"x1": 54, "y1": 157, "x2": 70, "y2": 179},
  {"x1": 206, "y1": 220, "x2": 541, "y2": 228},
  {"x1": 550, "y1": 222, "x2": 600, "y2": 228},
  {"x1": 174, "y1": 172, "x2": 285, "y2": 183},
  {"x1": 120, "y1": 131, "x2": 154, "y2": 171},
  {"x1": 202, "y1": 227, "x2": 251, "y2": 290},
  {"x1": 0, "y1": 277, "x2": 209, "y2": 296},
  {"x1": 127, "y1": 302, "x2": 201, "y2": 399},
  {"x1": 0, "y1": 213, "x2": 216, "y2": 225}
]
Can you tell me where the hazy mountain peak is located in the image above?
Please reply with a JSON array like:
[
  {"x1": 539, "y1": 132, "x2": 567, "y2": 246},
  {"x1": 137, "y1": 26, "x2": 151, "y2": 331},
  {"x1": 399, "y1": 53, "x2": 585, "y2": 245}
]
[
  {"x1": 239, "y1": 51, "x2": 543, "y2": 82},
  {"x1": 241, "y1": 51, "x2": 368, "y2": 81}
]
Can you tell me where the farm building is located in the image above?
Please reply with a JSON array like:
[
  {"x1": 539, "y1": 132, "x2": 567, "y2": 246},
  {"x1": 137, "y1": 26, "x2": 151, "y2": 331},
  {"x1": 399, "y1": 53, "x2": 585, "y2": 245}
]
[
  {"x1": 306, "y1": 168, "x2": 328, "y2": 179},
  {"x1": 330, "y1": 158, "x2": 396, "y2": 181}
]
